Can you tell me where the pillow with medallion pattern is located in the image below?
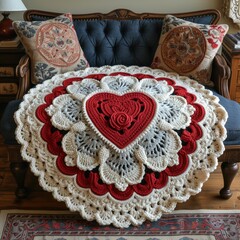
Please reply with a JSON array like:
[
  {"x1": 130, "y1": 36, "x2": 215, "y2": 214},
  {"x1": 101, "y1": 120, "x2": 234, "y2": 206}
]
[
  {"x1": 13, "y1": 13, "x2": 89, "y2": 84},
  {"x1": 151, "y1": 15, "x2": 229, "y2": 86}
]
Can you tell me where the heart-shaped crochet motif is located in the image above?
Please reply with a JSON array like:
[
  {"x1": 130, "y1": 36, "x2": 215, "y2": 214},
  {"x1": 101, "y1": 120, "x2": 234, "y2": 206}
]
[{"x1": 85, "y1": 92, "x2": 157, "y2": 149}]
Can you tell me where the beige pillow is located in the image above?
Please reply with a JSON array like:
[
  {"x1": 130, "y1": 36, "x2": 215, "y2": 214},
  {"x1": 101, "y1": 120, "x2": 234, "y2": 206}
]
[
  {"x1": 13, "y1": 13, "x2": 89, "y2": 84},
  {"x1": 151, "y1": 15, "x2": 229, "y2": 86}
]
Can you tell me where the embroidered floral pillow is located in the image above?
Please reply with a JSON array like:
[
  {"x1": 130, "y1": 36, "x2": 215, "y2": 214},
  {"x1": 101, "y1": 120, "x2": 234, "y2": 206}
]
[
  {"x1": 151, "y1": 15, "x2": 228, "y2": 86},
  {"x1": 13, "y1": 14, "x2": 89, "y2": 84}
]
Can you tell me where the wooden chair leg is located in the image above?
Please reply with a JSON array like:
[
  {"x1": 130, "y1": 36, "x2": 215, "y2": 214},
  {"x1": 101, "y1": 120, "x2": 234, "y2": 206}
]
[
  {"x1": 7, "y1": 145, "x2": 29, "y2": 198},
  {"x1": 219, "y1": 162, "x2": 239, "y2": 199},
  {"x1": 10, "y1": 161, "x2": 29, "y2": 198}
]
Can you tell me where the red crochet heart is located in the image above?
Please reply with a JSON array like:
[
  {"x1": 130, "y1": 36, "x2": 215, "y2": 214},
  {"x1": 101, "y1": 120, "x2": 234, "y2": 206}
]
[{"x1": 85, "y1": 92, "x2": 157, "y2": 149}]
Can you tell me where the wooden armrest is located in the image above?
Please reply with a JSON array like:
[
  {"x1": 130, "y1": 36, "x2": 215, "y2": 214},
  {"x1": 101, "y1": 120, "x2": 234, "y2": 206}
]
[
  {"x1": 15, "y1": 55, "x2": 31, "y2": 99},
  {"x1": 211, "y1": 53, "x2": 231, "y2": 99}
]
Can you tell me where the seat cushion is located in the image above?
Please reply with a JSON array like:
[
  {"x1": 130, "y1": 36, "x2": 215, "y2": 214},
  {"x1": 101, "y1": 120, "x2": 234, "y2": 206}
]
[
  {"x1": 211, "y1": 90, "x2": 240, "y2": 145},
  {"x1": 1, "y1": 90, "x2": 240, "y2": 146}
]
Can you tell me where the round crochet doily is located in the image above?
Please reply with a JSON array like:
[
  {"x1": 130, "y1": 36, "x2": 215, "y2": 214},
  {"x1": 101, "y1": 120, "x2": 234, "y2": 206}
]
[{"x1": 15, "y1": 65, "x2": 228, "y2": 228}]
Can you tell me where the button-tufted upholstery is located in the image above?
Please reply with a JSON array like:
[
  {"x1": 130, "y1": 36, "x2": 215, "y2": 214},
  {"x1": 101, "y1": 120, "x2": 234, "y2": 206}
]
[{"x1": 74, "y1": 20, "x2": 161, "y2": 67}]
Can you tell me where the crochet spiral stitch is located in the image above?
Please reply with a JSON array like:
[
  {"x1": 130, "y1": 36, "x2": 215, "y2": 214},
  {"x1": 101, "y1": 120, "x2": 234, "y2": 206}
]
[{"x1": 15, "y1": 65, "x2": 227, "y2": 228}]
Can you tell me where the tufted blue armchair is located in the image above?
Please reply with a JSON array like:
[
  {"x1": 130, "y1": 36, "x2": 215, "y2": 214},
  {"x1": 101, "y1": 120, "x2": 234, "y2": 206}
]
[{"x1": 1, "y1": 8, "x2": 240, "y2": 200}]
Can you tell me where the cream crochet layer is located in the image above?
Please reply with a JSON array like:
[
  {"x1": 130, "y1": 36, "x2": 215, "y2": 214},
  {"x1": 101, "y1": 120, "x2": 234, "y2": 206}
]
[{"x1": 15, "y1": 65, "x2": 227, "y2": 228}]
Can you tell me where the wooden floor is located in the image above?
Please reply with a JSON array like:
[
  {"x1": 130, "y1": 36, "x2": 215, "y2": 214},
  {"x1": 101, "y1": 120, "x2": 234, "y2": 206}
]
[{"x1": 1, "y1": 134, "x2": 240, "y2": 211}]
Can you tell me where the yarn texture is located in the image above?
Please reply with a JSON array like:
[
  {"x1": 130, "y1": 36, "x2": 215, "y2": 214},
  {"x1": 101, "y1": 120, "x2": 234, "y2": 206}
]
[{"x1": 15, "y1": 65, "x2": 227, "y2": 228}]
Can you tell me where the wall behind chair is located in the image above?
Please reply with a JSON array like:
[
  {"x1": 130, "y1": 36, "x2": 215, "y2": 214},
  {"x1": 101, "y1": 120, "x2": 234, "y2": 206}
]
[
  {"x1": 11, "y1": 0, "x2": 238, "y2": 32},
  {"x1": 21, "y1": 0, "x2": 222, "y2": 14}
]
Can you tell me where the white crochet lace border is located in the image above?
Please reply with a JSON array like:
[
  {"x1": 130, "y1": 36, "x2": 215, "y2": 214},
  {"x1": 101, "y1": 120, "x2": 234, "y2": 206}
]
[{"x1": 14, "y1": 65, "x2": 228, "y2": 228}]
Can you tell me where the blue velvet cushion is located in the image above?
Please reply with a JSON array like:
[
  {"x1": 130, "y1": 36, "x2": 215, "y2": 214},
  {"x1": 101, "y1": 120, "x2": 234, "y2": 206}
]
[
  {"x1": 1, "y1": 91, "x2": 240, "y2": 145},
  {"x1": 211, "y1": 90, "x2": 240, "y2": 145},
  {"x1": 74, "y1": 20, "x2": 162, "y2": 67}
]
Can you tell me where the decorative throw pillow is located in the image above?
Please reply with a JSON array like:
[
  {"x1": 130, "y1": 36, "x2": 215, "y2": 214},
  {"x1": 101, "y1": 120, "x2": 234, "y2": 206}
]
[
  {"x1": 151, "y1": 15, "x2": 229, "y2": 86},
  {"x1": 13, "y1": 13, "x2": 89, "y2": 84}
]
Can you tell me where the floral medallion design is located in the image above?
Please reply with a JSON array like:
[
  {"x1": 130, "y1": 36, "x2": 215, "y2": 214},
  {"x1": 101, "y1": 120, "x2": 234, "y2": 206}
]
[
  {"x1": 161, "y1": 26, "x2": 206, "y2": 74},
  {"x1": 15, "y1": 65, "x2": 227, "y2": 228},
  {"x1": 36, "y1": 22, "x2": 81, "y2": 67}
]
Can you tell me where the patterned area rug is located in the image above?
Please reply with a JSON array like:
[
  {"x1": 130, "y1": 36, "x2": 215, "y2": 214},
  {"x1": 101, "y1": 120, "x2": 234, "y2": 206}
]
[{"x1": 0, "y1": 209, "x2": 239, "y2": 240}]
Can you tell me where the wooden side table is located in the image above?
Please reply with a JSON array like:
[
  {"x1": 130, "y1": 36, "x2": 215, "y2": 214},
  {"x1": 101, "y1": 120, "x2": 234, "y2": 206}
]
[
  {"x1": 222, "y1": 42, "x2": 240, "y2": 103},
  {"x1": 0, "y1": 44, "x2": 25, "y2": 103}
]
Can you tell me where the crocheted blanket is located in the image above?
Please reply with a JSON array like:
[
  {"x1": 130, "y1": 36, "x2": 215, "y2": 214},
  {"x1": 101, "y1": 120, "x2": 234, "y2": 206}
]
[{"x1": 15, "y1": 65, "x2": 227, "y2": 228}]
